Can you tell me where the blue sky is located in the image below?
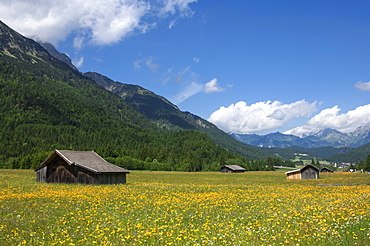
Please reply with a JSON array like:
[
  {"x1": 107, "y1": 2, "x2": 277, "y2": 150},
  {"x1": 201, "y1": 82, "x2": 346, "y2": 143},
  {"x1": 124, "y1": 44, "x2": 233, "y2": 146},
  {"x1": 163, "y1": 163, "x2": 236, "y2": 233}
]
[{"x1": 2, "y1": 0, "x2": 370, "y2": 136}]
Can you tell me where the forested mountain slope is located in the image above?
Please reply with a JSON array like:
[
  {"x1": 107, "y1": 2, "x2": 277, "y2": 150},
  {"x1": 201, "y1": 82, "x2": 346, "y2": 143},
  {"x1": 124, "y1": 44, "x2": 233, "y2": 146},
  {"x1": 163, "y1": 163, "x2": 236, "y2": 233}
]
[
  {"x1": 285, "y1": 146, "x2": 354, "y2": 158},
  {"x1": 84, "y1": 72, "x2": 269, "y2": 160},
  {"x1": 328, "y1": 143, "x2": 370, "y2": 163},
  {"x1": 0, "y1": 20, "x2": 248, "y2": 171}
]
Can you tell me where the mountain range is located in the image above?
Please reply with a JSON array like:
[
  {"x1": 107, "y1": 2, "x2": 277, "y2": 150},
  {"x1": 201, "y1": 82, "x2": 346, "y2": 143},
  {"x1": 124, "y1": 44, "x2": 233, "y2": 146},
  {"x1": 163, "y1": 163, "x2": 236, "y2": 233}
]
[
  {"x1": 1, "y1": 19, "x2": 368, "y2": 167},
  {"x1": 39, "y1": 42, "x2": 269, "y2": 160},
  {"x1": 231, "y1": 125, "x2": 370, "y2": 148},
  {"x1": 0, "y1": 20, "x2": 274, "y2": 171}
]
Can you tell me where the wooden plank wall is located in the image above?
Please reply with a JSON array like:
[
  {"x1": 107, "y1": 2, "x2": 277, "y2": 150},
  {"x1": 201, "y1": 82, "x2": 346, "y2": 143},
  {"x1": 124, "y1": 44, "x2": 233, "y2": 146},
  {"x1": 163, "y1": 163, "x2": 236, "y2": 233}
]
[
  {"x1": 97, "y1": 173, "x2": 127, "y2": 184},
  {"x1": 287, "y1": 172, "x2": 301, "y2": 180},
  {"x1": 36, "y1": 166, "x2": 47, "y2": 182},
  {"x1": 301, "y1": 167, "x2": 319, "y2": 179}
]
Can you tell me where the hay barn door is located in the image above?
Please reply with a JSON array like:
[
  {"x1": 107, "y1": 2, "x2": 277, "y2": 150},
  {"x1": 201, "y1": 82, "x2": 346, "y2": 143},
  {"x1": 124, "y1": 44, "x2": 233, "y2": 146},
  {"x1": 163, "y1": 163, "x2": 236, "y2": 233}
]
[{"x1": 307, "y1": 168, "x2": 317, "y2": 179}]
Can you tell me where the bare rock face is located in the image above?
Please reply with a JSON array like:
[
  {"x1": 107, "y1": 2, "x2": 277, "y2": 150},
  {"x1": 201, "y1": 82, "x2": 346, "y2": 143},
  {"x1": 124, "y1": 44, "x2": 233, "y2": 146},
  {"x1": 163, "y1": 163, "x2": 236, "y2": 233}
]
[{"x1": 38, "y1": 41, "x2": 78, "y2": 71}]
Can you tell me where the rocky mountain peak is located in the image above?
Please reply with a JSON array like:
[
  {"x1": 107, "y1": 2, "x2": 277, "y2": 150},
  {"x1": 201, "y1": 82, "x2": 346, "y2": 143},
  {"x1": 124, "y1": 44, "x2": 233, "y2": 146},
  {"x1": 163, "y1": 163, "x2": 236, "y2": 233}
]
[
  {"x1": 232, "y1": 126, "x2": 370, "y2": 148},
  {"x1": 351, "y1": 124, "x2": 370, "y2": 136},
  {"x1": 312, "y1": 128, "x2": 342, "y2": 137},
  {"x1": 38, "y1": 42, "x2": 77, "y2": 70}
]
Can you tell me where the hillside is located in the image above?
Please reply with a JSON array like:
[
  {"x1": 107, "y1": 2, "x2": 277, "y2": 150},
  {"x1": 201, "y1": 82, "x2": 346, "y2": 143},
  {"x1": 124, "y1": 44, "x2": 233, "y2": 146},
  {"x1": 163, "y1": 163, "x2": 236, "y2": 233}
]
[
  {"x1": 83, "y1": 72, "x2": 269, "y2": 160},
  {"x1": 286, "y1": 146, "x2": 354, "y2": 158},
  {"x1": 328, "y1": 143, "x2": 370, "y2": 163},
  {"x1": 0, "y1": 20, "x2": 249, "y2": 171},
  {"x1": 84, "y1": 72, "x2": 194, "y2": 131}
]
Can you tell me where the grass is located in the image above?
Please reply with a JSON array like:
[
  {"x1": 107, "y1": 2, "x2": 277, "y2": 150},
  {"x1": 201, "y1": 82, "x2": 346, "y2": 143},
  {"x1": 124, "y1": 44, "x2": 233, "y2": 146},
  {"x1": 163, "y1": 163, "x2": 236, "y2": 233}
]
[{"x1": 0, "y1": 169, "x2": 369, "y2": 245}]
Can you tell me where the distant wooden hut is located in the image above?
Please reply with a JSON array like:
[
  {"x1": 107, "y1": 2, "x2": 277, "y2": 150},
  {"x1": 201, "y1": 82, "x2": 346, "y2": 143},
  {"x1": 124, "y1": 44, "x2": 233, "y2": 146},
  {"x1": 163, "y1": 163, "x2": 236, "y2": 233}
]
[
  {"x1": 35, "y1": 150, "x2": 129, "y2": 184},
  {"x1": 285, "y1": 164, "x2": 320, "y2": 179},
  {"x1": 320, "y1": 167, "x2": 334, "y2": 173},
  {"x1": 220, "y1": 165, "x2": 246, "y2": 173}
]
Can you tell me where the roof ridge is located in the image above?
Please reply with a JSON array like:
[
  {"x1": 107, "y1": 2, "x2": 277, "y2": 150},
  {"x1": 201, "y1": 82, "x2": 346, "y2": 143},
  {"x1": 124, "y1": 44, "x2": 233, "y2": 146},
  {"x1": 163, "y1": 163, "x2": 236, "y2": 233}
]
[{"x1": 56, "y1": 149, "x2": 74, "y2": 165}]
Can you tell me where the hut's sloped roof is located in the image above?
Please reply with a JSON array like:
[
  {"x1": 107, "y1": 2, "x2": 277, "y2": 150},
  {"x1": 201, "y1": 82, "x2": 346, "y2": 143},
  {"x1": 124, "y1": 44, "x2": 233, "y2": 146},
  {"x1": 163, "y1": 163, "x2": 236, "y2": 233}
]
[
  {"x1": 221, "y1": 165, "x2": 246, "y2": 171},
  {"x1": 285, "y1": 169, "x2": 301, "y2": 175},
  {"x1": 38, "y1": 150, "x2": 129, "y2": 173},
  {"x1": 301, "y1": 164, "x2": 320, "y2": 172},
  {"x1": 320, "y1": 167, "x2": 334, "y2": 172},
  {"x1": 285, "y1": 164, "x2": 319, "y2": 175}
]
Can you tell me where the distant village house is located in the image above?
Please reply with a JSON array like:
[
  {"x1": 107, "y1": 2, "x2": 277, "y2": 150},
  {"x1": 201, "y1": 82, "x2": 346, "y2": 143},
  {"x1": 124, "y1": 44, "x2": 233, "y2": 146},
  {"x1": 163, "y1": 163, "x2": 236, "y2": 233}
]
[
  {"x1": 220, "y1": 165, "x2": 246, "y2": 173},
  {"x1": 35, "y1": 150, "x2": 129, "y2": 184},
  {"x1": 285, "y1": 164, "x2": 320, "y2": 180}
]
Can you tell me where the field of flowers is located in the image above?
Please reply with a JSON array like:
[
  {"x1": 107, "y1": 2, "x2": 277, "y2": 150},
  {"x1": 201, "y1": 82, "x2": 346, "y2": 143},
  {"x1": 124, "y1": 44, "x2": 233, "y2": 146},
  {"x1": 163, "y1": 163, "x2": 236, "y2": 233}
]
[{"x1": 0, "y1": 169, "x2": 369, "y2": 245}]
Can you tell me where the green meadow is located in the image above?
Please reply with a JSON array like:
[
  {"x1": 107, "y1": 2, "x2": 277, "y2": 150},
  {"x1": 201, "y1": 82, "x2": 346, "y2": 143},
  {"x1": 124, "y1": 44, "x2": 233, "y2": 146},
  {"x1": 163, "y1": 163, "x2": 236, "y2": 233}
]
[{"x1": 0, "y1": 170, "x2": 369, "y2": 245}]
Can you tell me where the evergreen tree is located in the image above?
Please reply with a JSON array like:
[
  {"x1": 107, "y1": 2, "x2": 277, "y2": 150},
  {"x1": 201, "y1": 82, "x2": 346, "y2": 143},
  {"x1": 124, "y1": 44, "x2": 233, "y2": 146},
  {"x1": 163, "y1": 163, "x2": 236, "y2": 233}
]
[
  {"x1": 363, "y1": 154, "x2": 370, "y2": 171},
  {"x1": 265, "y1": 157, "x2": 275, "y2": 171}
]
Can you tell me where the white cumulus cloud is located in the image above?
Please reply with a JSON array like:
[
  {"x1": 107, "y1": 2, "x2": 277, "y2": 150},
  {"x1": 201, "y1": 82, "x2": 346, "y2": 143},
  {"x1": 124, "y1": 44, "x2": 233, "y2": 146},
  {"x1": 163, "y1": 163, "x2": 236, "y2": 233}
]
[
  {"x1": 355, "y1": 81, "x2": 370, "y2": 92},
  {"x1": 0, "y1": 0, "x2": 197, "y2": 46},
  {"x1": 204, "y1": 78, "x2": 224, "y2": 94},
  {"x1": 208, "y1": 100, "x2": 317, "y2": 134},
  {"x1": 284, "y1": 104, "x2": 370, "y2": 137}
]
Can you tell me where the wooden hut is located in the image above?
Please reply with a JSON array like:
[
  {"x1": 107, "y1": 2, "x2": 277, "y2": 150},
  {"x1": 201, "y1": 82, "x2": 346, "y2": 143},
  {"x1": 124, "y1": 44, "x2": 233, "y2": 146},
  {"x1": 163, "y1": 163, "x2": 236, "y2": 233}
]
[
  {"x1": 220, "y1": 165, "x2": 246, "y2": 173},
  {"x1": 320, "y1": 167, "x2": 334, "y2": 173},
  {"x1": 285, "y1": 164, "x2": 320, "y2": 180},
  {"x1": 35, "y1": 150, "x2": 130, "y2": 184}
]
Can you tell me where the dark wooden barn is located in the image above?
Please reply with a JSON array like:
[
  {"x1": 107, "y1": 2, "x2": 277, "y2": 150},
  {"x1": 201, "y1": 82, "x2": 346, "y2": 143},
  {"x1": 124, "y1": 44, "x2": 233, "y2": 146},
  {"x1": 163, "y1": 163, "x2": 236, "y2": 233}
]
[
  {"x1": 35, "y1": 150, "x2": 130, "y2": 184},
  {"x1": 285, "y1": 164, "x2": 320, "y2": 179},
  {"x1": 220, "y1": 165, "x2": 246, "y2": 173},
  {"x1": 320, "y1": 167, "x2": 334, "y2": 173}
]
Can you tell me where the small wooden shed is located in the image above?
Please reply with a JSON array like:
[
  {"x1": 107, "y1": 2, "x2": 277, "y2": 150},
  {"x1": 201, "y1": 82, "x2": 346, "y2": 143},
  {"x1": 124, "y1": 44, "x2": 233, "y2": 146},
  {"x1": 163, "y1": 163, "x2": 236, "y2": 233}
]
[
  {"x1": 220, "y1": 165, "x2": 246, "y2": 173},
  {"x1": 35, "y1": 150, "x2": 130, "y2": 184},
  {"x1": 320, "y1": 167, "x2": 334, "y2": 173},
  {"x1": 285, "y1": 164, "x2": 320, "y2": 179}
]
